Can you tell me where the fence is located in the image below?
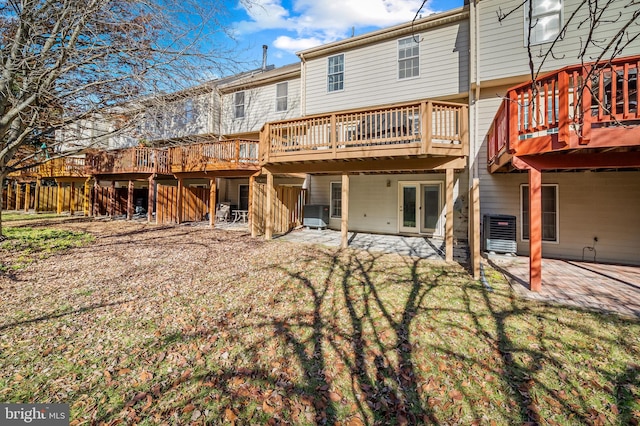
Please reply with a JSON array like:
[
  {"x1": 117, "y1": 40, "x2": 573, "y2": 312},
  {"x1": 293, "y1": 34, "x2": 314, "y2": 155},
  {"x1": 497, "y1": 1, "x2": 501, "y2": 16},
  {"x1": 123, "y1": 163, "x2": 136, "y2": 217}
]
[
  {"x1": 251, "y1": 183, "x2": 306, "y2": 235},
  {"x1": 156, "y1": 185, "x2": 209, "y2": 224}
]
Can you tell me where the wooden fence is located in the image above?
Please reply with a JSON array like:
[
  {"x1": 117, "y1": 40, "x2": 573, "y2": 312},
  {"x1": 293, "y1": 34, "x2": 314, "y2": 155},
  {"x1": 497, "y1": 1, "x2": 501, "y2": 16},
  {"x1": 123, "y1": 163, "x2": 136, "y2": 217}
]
[
  {"x1": 156, "y1": 185, "x2": 209, "y2": 224},
  {"x1": 92, "y1": 186, "x2": 128, "y2": 216},
  {"x1": 251, "y1": 183, "x2": 306, "y2": 235},
  {"x1": 2, "y1": 184, "x2": 85, "y2": 212}
]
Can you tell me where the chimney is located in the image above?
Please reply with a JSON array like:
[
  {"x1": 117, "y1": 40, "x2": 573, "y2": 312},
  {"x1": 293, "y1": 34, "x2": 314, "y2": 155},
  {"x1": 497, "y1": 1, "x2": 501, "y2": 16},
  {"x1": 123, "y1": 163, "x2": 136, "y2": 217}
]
[{"x1": 262, "y1": 45, "x2": 268, "y2": 71}]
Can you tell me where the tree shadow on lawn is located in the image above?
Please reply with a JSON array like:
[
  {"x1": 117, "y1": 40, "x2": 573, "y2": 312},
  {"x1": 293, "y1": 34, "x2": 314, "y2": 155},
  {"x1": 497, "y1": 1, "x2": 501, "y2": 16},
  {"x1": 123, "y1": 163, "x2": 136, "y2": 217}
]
[{"x1": 88, "y1": 244, "x2": 639, "y2": 425}]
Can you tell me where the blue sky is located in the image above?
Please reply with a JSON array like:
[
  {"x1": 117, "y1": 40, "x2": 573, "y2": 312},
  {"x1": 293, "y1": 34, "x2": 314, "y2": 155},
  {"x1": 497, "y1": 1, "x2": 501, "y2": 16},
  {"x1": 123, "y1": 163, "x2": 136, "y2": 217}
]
[{"x1": 225, "y1": 0, "x2": 465, "y2": 69}]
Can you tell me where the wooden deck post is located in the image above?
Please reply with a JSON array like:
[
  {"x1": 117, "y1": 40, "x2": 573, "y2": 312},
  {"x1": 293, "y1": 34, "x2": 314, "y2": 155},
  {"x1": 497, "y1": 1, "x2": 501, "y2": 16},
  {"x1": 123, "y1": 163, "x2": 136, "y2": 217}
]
[
  {"x1": 249, "y1": 174, "x2": 256, "y2": 236},
  {"x1": 209, "y1": 178, "x2": 216, "y2": 227},
  {"x1": 127, "y1": 180, "x2": 134, "y2": 220},
  {"x1": 445, "y1": 168, "x2": 454, "y2": 262},
  {"x1": 56, "y1": 181, "x2": 62, "y2": 214},
  {"x1": 177, "y1": 177, "x2": 183, "y2": 224},
  {"x1": 108, "y1": 181, "x2": 115, "y2": 216},
  {"x1": 148, "y1": 176, "x2": 155, "y2": 223},
  {"x1": 265, "y1": 171, "x2": 274, "y2": 240},
  {"x1": 341, "y1": 173, "x2": 350, "y2": 249},
  {"x1": 92, "y1": 180, "x2": 100, "y2": 217},
  {"x1": 15, "y1": 183, "x2": 21, "y2": 210},
  {"x1": 34, "y1": 178, "x2": 41, "y2": 213},
  {"x1": 83, "y1": 178, "x2": 91, "y2": 216},
  {"x1": 7, "y1": 182, "x2": 13, "y2": 211},
  {"x1": 529, "y1": 167, "x2": 542, "y2": 292},
  {"x1": 470, "y1": 178, "x2": 480, "y2": 280},
  {"x1": 24, "y1": 182, "x2": 31, "y2": 212},
  {"x1": 70, "y1": 182, "x2": 76, "y2": 216},
  {"x1": 558, "y1": 71, "x2": 570, "y2": 145}
]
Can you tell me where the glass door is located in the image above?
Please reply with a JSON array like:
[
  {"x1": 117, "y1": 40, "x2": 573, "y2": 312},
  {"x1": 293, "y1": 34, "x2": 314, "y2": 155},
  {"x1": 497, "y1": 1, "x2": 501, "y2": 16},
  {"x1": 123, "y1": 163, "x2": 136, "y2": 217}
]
[
  {"x1": 399, "y1": 183, "x2": 418, "y2": 233},
  {"x1": 420, "y1": 183, "x2": 442, "y2": 235}
]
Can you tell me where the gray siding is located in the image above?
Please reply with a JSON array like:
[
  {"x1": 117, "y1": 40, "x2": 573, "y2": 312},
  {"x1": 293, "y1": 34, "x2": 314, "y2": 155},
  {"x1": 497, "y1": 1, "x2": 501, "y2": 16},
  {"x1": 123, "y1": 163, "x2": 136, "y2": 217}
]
[
  {"x1": 478, "y1": 0, "x2": 640, "y2": 83},
  {"x1": 222, "y1": 78, "x2": 301, "y2": 135},
  {"x1": 304, "y1": 20, "x2": 469, "y2": 115}
]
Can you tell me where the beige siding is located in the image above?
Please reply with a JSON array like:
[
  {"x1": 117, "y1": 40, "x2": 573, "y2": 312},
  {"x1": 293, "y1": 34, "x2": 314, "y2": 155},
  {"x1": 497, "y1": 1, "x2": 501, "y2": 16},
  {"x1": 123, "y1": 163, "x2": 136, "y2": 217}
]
[
  {"x1": 308, "y1": 173, "x2": 467, "y2": 239},
  {"x1": 477, "y1": 0, "x2": 640, "y2": 83},
  {"x1": 479, "y1": 171, "x2": 640, "y2": 265},
  {"x1": 222, "y1": 78, "x2": 301, "y2": 135},
  {"x1": 304, "y1": 21, "x2": 469, "y2": 115}
]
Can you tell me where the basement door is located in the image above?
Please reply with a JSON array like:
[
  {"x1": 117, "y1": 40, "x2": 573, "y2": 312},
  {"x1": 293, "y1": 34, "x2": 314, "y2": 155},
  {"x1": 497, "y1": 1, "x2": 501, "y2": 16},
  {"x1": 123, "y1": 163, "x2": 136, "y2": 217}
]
[{"x1": 398, "y1": 182, "x2": 443, "y2": 236}]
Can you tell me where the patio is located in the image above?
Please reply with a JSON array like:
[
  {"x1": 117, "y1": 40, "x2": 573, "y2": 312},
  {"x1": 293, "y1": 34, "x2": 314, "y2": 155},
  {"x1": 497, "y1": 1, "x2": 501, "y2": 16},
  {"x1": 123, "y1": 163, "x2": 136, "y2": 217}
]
[{"x1": 487, "y1": 255, "x2": 640, "y2": 319}]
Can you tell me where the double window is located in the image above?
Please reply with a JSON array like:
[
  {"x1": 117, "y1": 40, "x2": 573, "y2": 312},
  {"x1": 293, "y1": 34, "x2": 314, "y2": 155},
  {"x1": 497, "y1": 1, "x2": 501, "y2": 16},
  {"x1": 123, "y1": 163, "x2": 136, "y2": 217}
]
[
  {"x1": 330, "y1": 182, "x2": 342, "y2": 218},
  {"x1": 398, "y1": 36, "x2": 420, "y2": 79},
  {"x1": 234, "y1": 91, "x2": 245, "y2": 119},
  {"x1": 327, "y1": 54, "x2": 344, "y2": 92},
  {"x1": 276, "y1": 82, "x2": 288, "y2": 112},
  {"x1": 521, "y1": 184, "x2": 558, "y2": 242},
  {"x1": 525, "y1": 0, "x2": 563, "y2": 45}
]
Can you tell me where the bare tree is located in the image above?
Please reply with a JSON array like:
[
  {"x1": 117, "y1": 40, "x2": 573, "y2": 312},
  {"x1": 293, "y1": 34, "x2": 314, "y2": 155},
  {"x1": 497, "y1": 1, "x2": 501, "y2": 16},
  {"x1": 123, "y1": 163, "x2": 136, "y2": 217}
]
[{"x1": 0, "y1": 0, "x2": 251, "y2": 237}]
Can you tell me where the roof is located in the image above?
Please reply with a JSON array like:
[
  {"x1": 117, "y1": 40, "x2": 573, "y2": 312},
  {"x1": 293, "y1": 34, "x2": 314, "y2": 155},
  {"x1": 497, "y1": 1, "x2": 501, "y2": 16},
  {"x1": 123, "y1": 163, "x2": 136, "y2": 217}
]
[{"x1": 217, "y1": 63, "x2": 301, "y2": 93}]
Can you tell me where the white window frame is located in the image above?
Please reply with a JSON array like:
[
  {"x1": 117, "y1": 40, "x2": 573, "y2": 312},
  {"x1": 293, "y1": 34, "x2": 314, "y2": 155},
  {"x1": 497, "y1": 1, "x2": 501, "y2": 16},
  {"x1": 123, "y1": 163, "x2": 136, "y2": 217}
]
[
  {"x1": 234, "y1": 91, "x2": 245, "y2": 119},
  {"x1": 520, "y1": 183, "x2": 559, "y2": 243},
  {"x1": 397, "y1": 36, "x2": 420, "y2": 80},
  {"x1": 276, "y1": 82, "x2": 288, "y2": 112},
  {"x1": 327, "y1": 54, "x2": 344, "y2": 93},
  {"x1": 524, "y1": 0, "x2": 563, "y2": 45},
  {"x1": 330, "y1": 182, "x2": 342, "y2": 218}
]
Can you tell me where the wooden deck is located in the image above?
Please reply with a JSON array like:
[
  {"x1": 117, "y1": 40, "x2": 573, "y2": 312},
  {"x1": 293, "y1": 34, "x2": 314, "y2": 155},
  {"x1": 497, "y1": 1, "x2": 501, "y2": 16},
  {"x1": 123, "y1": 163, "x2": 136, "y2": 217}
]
[
  {"x1": 261, "y1": 100, "x2": 468, "y2": 172},
  {"x1": 170, "y1": 139, "x2": 260, "y2": 173},
  {"x1": 86, "y1": 147, "x2": 170, "y2": 175},
  {"x1": 488, "y1": 55, "x2": 640, "y2": 173}
]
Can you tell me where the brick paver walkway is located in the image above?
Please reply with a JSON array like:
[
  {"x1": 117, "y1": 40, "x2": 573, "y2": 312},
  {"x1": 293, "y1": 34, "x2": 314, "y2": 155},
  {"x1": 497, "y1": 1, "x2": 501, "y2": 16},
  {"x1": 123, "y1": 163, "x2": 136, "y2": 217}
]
[{"x1": 488, "y1": 255, "x2": 640, "y2": 319}]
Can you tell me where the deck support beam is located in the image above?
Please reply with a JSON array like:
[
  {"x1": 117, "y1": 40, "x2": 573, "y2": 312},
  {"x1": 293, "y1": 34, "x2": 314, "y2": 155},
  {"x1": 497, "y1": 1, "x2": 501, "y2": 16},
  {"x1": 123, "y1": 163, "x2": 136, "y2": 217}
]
[
  {"x1": 109, "y1": 181, "x2": 115, "y2": 217},
  {"x1": 24, "y1": 182, "x2": 31, "y2": 212},
  {"x1": 92, "y1": 180, "x2": 100, "y2": 217},
  {"x1": 70, "y1": 182, "x2": 76, "y2": 216},
  {"x1": 341, "y1": 173, "x2": 350, "y2": 249},
  {"x1": 127, "y1": 180, "x2": 134, "y2": 220},
  {"x1": 83, "y1": 178, "x2": 91, "y2": 216},
  {"x1": 56, "y1": 181, "x2": 62, "y2": 214},
  {"x1": 7, "y1": 182, "x2": 13, "y2": 211},
  {"x1": 15, "y1": 183, "x2": 21, "y2": 210},
  {"x1": 209, "y1": 178, "x2": 216, "y2": 227},
  {"x1": 470, "y1": 178, "x2": 480, "y2": 280},
  {"x1": 177, "y1": 178, "x2": 184, "y2": 224},
  {"x1": 34, "y1": 178, "x2": 41, "y2": 213},
  {"x1": 445, "y1": 168, "x2": 454, "y2": 262},
  {"x1": 249, "y1": 172, "x2": 259, "y2": 237},
  {"x1": 148, "y1": 176, "x2": 155, "y2": 223},
  {"x1": 265, "y1": 171, "x2": 274, "y2": 240},
  {"x1": 529, "y1": 167, "x2": 542, "y2": 292}
]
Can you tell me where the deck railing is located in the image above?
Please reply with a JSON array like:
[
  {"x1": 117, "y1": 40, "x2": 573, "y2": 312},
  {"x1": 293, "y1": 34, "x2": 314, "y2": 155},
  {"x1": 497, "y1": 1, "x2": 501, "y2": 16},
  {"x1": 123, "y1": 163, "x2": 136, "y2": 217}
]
[
  {"x1": 87, "y1": 147, "x2": 170, "y2": 175},
  {"x1": 38, "y1": 157, "x2": 88, "y2": 177},
  {"x1": 261, "y1": 100, "x2": 468, "y2": 163},
  {"x1": 488, "y1": 55, "x2": 640, "y2": 166},
  {"x1": 170, "y1": 139, "x2": 259, "y2": 172}
]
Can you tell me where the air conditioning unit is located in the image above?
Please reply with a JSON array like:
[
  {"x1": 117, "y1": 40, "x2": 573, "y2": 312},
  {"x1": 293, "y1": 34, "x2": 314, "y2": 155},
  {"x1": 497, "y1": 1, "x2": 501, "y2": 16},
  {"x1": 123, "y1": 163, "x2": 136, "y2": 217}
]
[
  {"x1": 483, "y1": 214, "x2": 517, "y2": 254},
  {"x1": 303, "y1": 204, "x2": 330, "y2": 229}
]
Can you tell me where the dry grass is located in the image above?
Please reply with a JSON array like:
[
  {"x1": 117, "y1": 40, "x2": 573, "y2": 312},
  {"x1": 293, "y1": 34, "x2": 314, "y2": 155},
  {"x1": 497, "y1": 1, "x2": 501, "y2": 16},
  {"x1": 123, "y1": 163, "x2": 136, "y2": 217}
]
[{"x1": 0, "y1": 220, "x2": 638, "y2": 425}]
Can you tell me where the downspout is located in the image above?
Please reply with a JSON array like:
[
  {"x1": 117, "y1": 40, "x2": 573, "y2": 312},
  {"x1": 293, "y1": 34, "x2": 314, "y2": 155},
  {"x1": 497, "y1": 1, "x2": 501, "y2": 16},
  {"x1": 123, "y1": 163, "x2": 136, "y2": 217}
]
[
  {"x1": 215, "y1": 86, "x2": 223, "y2": 139},
  {"x1": 299, "y1": 53, "x2": 306, "y2": 117}
]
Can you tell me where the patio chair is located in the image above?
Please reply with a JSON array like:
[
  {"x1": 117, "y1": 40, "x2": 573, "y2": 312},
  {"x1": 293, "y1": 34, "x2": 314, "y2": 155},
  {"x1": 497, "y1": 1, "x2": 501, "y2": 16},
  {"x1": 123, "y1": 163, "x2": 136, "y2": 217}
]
[{"x1": 215, "y1": 204, "x2": 230, "y2": 222}]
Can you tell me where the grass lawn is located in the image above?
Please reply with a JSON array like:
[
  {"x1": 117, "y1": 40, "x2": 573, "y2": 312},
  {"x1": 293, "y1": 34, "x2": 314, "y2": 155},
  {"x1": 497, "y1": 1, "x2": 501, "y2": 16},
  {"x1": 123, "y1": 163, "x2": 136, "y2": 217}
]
[
  {"x1": 0, "y1": 221, "x2": 638, "y2": 425},
  {"x1": 1, "y1": 212, "x2": 62, "y2": 222}
]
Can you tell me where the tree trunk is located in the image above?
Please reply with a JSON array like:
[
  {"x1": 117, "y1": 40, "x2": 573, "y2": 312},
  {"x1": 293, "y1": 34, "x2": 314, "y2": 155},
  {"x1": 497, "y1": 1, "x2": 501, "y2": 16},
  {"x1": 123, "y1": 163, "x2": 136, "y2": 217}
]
[{"x1": 0, "y1": 173, "x2": 5, "y2": 241}]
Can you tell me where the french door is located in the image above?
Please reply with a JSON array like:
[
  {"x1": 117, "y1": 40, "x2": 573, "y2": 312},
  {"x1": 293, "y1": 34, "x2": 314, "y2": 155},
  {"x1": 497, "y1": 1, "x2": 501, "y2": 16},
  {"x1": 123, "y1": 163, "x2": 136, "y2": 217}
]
[{"x1": 398, "y1": 182, "x2": 443, "y2": 236}]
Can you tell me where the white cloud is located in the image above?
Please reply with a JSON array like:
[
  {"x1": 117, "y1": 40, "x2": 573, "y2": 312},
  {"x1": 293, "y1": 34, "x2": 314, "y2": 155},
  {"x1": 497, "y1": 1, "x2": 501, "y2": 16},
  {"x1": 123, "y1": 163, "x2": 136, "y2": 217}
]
[
  {"x1": 273, "y1": 35, "x2": 325, "y2": 52},
  {"x1": 235, "y1": 0, "x2": 439, "y2": 54}
]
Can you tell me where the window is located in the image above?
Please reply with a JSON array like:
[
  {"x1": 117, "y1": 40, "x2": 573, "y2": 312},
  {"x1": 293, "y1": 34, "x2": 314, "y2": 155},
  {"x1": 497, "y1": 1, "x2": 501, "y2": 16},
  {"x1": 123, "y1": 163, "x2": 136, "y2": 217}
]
[
  {"x1": 525, "y1": 0, "x2": 562, "y2": 45},
  {"x1": 234, "y1": 91, "x2": 245, "y2": 119},
  {"x1": 276, "y1": 82, "x2": 288, "y2": 112},
  {"x1": 330, "y1": 182, "x2": 342, "y2": 218},
  {"x1": 327, "y1": 54, "x2": 344, "y2": 92},
  {"x1": 521, "y1": 184, "x2": 558, "y2": 242},
  {"x1": 398, "y1": 37, "x2": 419, "y2": 79}
]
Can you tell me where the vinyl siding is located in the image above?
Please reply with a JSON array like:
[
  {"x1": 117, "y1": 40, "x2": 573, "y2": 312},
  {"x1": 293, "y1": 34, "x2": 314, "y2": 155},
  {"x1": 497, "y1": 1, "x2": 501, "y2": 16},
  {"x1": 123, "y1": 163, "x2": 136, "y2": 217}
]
[
  {"x1": 477, "y1": 0, "x2": 640, "y2": 84},
  {"x1": 304, "y1": 20, "x2": 469, "y2": 115},
  {"x1": 221, "y1": 78, "x2": 301, "y2": 135},
  {"x1": 307, "y1": 173, "x2": 467, "y2": 240}
]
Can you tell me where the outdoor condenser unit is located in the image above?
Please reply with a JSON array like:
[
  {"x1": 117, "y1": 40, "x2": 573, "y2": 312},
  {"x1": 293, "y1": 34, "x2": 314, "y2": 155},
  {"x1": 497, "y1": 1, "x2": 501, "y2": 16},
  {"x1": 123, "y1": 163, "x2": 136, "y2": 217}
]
[
  {"x1": 483, "y1": 214, "x2": 517, "y2": 254},
  {"x1": 303, "y1": 205, "x2": 330, "y2": 229}
]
